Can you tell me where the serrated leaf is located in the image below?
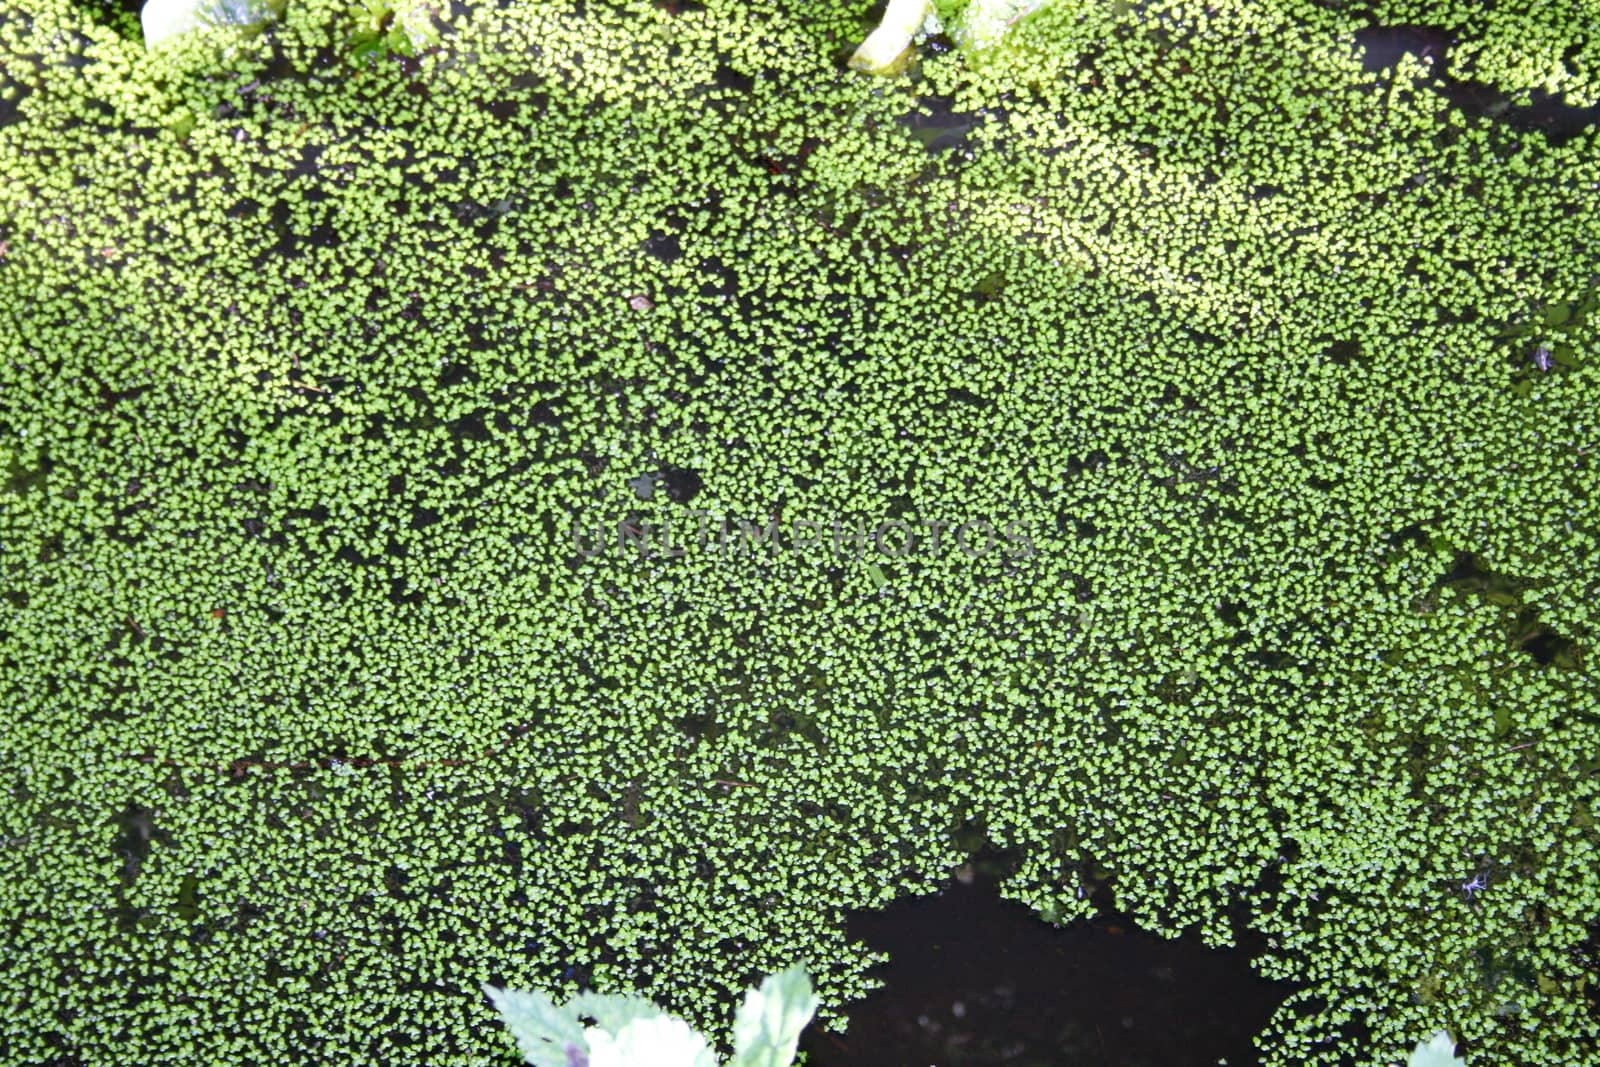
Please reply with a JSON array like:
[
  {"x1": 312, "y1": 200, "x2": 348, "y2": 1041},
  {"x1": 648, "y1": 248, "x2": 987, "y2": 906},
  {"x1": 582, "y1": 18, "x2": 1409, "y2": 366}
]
[
  {"x1": 566, "y1": 992, "x2": 666, "y2": 1035},
  {"x1": 586, "y1": 1015, "x2": 719, "y2": 1067},
  {"x1": 483, "y1": 984, "x2": 590, "y2": 1067},
  {"x1": 1407, "y1": 1031, "x2": 1466, "y2": 1067},
  {"x1": 730, "y1": 965, "x2": 819, "y2": 1067}
]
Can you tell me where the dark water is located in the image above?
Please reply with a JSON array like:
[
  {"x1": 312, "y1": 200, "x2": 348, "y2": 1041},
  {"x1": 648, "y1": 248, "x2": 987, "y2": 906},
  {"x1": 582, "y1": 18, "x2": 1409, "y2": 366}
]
[
  {"x1": 798, "y1": 864, "x2": 1299, "y2": 1066},
  {"x1": 1355, "y1": 23, "x2": 1600, "y2": 146}
]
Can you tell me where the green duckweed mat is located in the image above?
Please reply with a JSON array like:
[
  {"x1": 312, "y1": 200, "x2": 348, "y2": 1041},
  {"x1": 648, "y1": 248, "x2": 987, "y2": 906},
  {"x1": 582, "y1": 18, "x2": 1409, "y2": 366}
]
[{"x1": 1, "y1": 1, "x2": 1597, "y2": 1063}]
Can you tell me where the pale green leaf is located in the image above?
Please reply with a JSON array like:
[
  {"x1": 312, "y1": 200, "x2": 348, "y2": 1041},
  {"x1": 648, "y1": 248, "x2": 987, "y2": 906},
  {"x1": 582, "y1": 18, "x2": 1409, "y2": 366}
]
[
  {"x1": 586, "y1": 1015, "x2": 718, "y2": 1067},
  {"x1": 729, "y1": 965, "x2": 819, "y2": 1067},
  {"x1": 953, "y1": 0, "x2": 1049, "y2": 49},
  {"x1": 140, "y1": 0, "x2": 278, "y2": 48},
  {"x1": 483, "y1": 984, "x2": 590, "y2": 1067},
  {"x1": 1408, "y1": 1031, "x2": 1466, "y2": 1067},
  {"x1": 566, "y1": 992, "x2": 665, "y2": 1035}
]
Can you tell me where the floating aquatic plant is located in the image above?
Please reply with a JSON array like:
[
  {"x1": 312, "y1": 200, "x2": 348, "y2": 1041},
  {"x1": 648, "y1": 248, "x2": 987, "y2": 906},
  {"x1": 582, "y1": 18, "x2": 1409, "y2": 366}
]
[{"x1": 0, "y1": 1, "x2": 1596, "y2": 1066}]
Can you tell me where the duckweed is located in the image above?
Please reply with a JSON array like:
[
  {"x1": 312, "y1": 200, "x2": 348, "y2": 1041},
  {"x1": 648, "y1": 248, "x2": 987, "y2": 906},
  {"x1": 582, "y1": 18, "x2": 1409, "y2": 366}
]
[{"x1": 1, "y1": 1, "x2": 1596, "y2": 1065}]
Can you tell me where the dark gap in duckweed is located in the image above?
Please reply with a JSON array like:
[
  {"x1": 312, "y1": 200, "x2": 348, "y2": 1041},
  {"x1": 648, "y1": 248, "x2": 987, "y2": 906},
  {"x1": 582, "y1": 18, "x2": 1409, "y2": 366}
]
[
  {"x1": 801, "y1": 847, "x2": 1300, "y2": 1066},
  {"x1": 644, "y1": 230, "x2": 683, "y2": 263},
  {"x1": 1436, "y1": 551, "x2": 1537, "y2": 604},
  {"x1": 1355, "y1": 24, "x2": 1600, "y2": 145},
  {"x1": 654, "y1": 464, "x2": 704, "y2": 503},
  {"x1": 898, "y1": 93, "x2": 987, "y2": 155},
  {"x1": 73, "y1": 0, "x2": 141, "y2": 35},
  {"x1": 110, "y1": 803, "x2": 169, "y2": 889},
  {"x1": 1353, "y1": 24, "x2": 1453, "y2": 73},
  {"x1": 1512, "y1": 612, "x2": 1582, "y2": 669},
  {"x1": 712, "y1": 60, "x2": 756, "y2": 95},
  {"x1": 1425, "y1": 552, "x2": 1584, "y2": 667},
  {"x1": 0, "y1": 81, "x2": 25, "y2": 128}
]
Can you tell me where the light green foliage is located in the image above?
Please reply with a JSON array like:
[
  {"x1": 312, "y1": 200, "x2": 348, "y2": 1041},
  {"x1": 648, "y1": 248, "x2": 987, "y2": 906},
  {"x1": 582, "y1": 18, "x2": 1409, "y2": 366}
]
[
  {"x1": 942, "y1": 0, "x2": 1049, "y2": 50},
  {"x1": 850, "y1": 0, "x2": 1050, "y2": 74},
  {"x1": 487, "y1": 965, "x2": 815, "y2": 1067},
  {"x1": 587, "y1": 1015, "x2": 718, "y2": 1067},
  {"x1": 1, "y1": 1, "x2": 1597, "y2": 1066},
  {"x1": 140, "y1": 0, "x2": 283, "y2": 48},
  {"x1": 729, "y1": 965, "x2": 819, "y2": 1067},
  {"x1": 349, "y1": 0, "x2": 442, "y2": 60},
  {"x1": 485, "y1": 985, "x2": 592, "y2": 1067}
]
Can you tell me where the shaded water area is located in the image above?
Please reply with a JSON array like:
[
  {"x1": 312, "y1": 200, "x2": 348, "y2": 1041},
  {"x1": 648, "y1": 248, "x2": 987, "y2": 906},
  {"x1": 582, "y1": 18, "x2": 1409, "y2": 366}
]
[
  {"x1": 799, "y1": 857, "x2": 1299, "y2": 1066},
  {"x1": 1354, "y1": 23, "x2": 1600, "y2": 146}
]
